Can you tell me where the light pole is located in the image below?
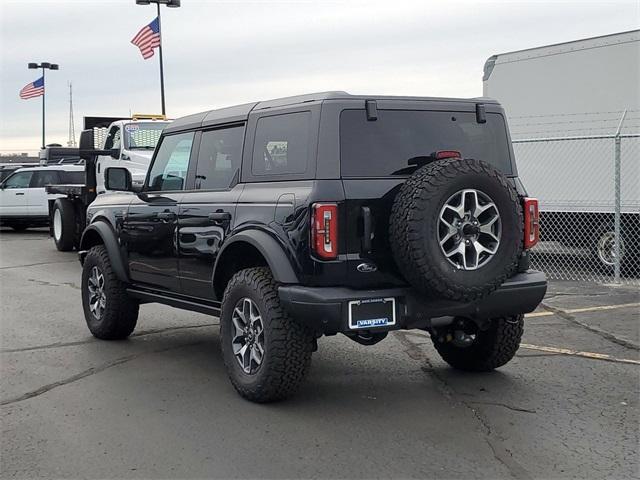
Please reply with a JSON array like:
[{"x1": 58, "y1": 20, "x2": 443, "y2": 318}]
[
  {"x1": 28, "y1": 62, "x2": 59, "y2": 148},
  {"x1": 135, "y1": 0, "x2": 180, "y2": 116}
]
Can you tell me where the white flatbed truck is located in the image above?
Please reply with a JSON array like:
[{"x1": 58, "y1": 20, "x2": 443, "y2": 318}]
[{"x1": 47, "y1": 115, "x2": 170, "y2": 251}]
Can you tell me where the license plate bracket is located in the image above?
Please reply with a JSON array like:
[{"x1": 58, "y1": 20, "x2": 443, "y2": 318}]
[{"x1": 348, "y1": 297, "x2": 396, "y2": 329}]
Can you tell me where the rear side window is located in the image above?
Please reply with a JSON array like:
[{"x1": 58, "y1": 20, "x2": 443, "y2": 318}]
[
  {"x1": 340, "y1": 110, "x2": 512, "y2": 177},
  {"x1": 30, "y1": 170, "x2": 60, "y2": 187},
  {"x1": 196, "y1": 126, "x2": 244, "y2": 190},
  {"x1": 252, "y1": 112, "x2": 310, "y2": 176}
]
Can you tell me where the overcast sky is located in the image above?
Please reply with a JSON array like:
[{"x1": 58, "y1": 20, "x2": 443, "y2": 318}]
[{"x1": 1, "y1": 0, "x2": 638, "y2": 154}]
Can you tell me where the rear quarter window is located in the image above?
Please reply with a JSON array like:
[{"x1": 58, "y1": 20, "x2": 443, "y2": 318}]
[
  {"x1": 340, "y1": 109, "x2": 512, "y2": 177},
  {"x1": 252, "y1": 112, "x2": 311, "y2": 177}
]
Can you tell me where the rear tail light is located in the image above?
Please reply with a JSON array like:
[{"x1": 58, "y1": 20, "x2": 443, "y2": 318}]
[
  {"x1": 523, "y1": 197, "x2": 539, "y2": 249},
  {"x1": 311, "y1": 203, "x2": 338, "y2": 260}
]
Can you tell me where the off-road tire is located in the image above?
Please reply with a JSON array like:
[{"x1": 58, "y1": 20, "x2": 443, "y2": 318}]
[
  {"x1": 52, "y1": 198, "x2": 76, "y2": 251},
  {"x1": 81, "y1": 245, "x2": 139, "y2": 340},
  {"x1": 390, "y1": 158, "x2": 523, "y2": 301},
  {"x1": 431, "y1": 315, "x2": 524, "y2": 371},
  {"x1": 220, "y1": 267, "x2": 314, "y2": 402}
]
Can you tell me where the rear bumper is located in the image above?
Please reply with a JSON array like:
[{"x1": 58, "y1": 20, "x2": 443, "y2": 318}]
[{"x1": 279, "y1": 270, "x2": 547, "y2": 335}]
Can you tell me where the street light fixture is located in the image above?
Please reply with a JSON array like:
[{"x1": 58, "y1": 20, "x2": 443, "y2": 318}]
[
  {"x1": 28, "y1": 62, "x2": 59, "y2": 148},
  {"x1": 135, "y1": 0, "x2": 180, "y2": 115}
]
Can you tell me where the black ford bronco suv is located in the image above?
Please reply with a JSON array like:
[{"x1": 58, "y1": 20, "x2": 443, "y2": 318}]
[{"x1": 78, "y1": 92, "x2": 547, "y2": 402}]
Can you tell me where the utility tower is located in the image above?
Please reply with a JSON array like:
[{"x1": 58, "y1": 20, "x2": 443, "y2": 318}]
[{"x1": 67, "y1": 82, "x2": 76, "y2": 147}]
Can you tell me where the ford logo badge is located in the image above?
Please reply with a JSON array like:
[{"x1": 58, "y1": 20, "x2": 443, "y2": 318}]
[{"x1": 357, "y1": 262, "x2": 377, "y2": 273}]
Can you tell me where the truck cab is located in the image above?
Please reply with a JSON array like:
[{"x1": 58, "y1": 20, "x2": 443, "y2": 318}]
[{"x1": 94, "y1": 115, "x2": 171, "y2": 193}]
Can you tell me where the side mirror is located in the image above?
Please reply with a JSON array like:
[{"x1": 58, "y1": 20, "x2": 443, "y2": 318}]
[
  {"x1": 110, "y1": 148, "x2": 120, "y2": 159},
  {"x1": 105, "y1": 167, "x2": 133, "y2": 192},
  {"x1": 78, "y1": 129, "x2": 96, "y2": 161}
]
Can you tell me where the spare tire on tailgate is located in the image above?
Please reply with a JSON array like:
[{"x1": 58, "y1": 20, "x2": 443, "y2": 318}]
[{"x1": 389, "y1": 157, "x2": 523, "y2": 302}]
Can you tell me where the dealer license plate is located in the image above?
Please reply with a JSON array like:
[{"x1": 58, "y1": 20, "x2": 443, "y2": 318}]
[{"x1": 348, "y1": 297, "x2": 396, "y2": 329}]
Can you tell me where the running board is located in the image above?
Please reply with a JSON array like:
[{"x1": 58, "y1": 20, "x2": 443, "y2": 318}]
[{"x1": 126, "y1": 287, "x2": 221, "y2": 317}]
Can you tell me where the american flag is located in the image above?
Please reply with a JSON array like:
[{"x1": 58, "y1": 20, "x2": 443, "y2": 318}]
[
  {"x1": 19, "y1": 77, "x2": 44, "y2": 100},
  {"x1": 131, "y1": 17, "x2": 161, "y2": 60}
]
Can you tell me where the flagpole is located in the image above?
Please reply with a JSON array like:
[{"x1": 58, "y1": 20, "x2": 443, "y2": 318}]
[
  {"x1": 41, "y1": 67, "x2": 46, "y2": 148},
  {"x1": 27, "y1": 62, "x2": 58, "y2": 150},
  {"x1": 157, "y1": 3, "x2": 166, "y2": 116}
]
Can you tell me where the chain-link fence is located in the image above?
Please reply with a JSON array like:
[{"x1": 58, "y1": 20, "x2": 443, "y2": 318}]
[{"x1": 512, "y1": 133, "x2": 639, "y2": 285}]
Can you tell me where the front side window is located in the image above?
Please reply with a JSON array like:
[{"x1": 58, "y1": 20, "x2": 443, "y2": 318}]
[
  {"x1": 31, "y1": 170, "x2": 61, "y2": 188},
  {"x1": 3, "y1": 171, "x2": 33, "y2": 189},
  {"x1": 196, "y1": 126, "x2": 244, "y2": 190},
  {"x1": 147, "y1": 132, "x2": 194, "y2": 191},
  {"x1": 252, "y1": 112, "x2": 310, "y2": 176},
  {"x1": 104, "y1": 126, "x2": 121, "y2": 150}
]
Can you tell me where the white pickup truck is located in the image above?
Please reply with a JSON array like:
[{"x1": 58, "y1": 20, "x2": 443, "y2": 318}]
[{"x1": 0, "y1": 165, "x2": 85, "y2": 231}]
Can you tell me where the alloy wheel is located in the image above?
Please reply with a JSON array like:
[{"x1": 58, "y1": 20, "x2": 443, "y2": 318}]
[
  {"x1": 231, "y1": 297, "x2": 265, "y2": 374},
  {"x1": 87, "y1": 266, "x2": 106, "y2": 319},
  {"x1": 438, "y1": 188, "x2": 502, "y2": 270}
]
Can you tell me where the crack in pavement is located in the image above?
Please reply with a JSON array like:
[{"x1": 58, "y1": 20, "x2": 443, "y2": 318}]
[
  {"x1": 543, "y1": 292, "x2": 628, "y2": 300},
  {"x1": 0, "y1": 341, "x2": 204, "y2": 407},
  {"x1": 540, "y1": 303, "x2": 639, "y2": 351},
  {"x1": 393, "y1": 331, "x2": 534, "y2": 480},
  {"x1": 27, "y1": 278, "x2": 80, "y2": 290},
  {"x1": 0, "y1": 323, "x2": 218, "y2": 354},
  {"x1": 516, "y1": 353, "x2": 561, "y2": 358},
  {"x1": 0, "y1": 260, "x2": 76, "y2": 270},
  {"x1": 468, "y1": 401, "x2": 537, "y2": 414}
]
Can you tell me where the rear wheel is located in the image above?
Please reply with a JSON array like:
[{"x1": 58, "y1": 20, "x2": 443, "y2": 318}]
[
  {"x1": 431, "y1": 315, "x2": 524, "y2": 371},
  {"x1": 81, "y1": 245, "x2": 139, "y2": 340},
  {"x1": 220, "y1": 267, "x2": 314, "y2": 402},
  {"x1": 52, "y1": 199, "x2": 76, "y2": 251}
]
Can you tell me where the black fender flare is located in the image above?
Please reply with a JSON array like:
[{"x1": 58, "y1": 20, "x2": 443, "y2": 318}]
[
  {"x1": 213, "y1": 230, "x2": 299, "y2": 285},
  {"x1": 79, "y1": 221, "x2": 129, "y2": 283}
]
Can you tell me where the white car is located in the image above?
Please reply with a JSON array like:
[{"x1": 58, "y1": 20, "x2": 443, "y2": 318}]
[{"x1": 0, "y1": 165, "x2": 84, "y2": 231}]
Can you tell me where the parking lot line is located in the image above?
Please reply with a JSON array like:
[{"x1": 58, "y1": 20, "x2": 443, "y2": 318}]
[
  {"x1": 526, "y1": 302, "x2": 640, "y2": 318},
  {"x1": 521, "y1": 343, "x2": 640, "y2": 365}
]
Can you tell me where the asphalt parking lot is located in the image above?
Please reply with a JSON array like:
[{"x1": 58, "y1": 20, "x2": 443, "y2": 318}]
[{"x1": 1, "y1": 228, "x2": 638, "y2": 479}]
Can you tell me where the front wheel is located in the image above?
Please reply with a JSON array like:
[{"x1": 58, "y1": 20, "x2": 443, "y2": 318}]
[
  {"x1": 81, "y1": 245, "x2": 139, "y2": 340},
  {"x1": 431, "y1": 315, "x2": 524, "y2": 371},
  {"x1": 220, "y1": 267, "x2": 314, "y2": 402}
]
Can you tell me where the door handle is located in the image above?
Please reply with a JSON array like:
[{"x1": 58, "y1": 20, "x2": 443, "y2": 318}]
[
  {"x1": 157, "y1": 211, "x2": 177, "y2": 221},
  {"x1": 15, "y1": 192, "x2": 25, "y2": 196},
  {"x1": 362, "y1": 206, "x2": 373, "y2": 253},
  {"x1": 208, "y1": 211, "x2": 231, "y2": 222}
]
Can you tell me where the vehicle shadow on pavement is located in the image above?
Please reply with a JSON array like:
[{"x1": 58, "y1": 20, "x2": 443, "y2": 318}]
[{"x1": 0, "y1": 227, "x2": 49, "y2": 234}]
